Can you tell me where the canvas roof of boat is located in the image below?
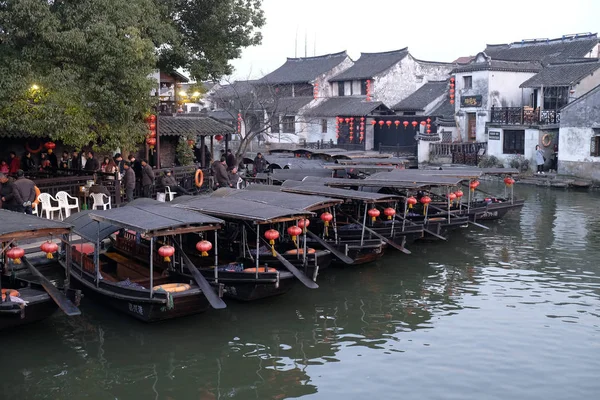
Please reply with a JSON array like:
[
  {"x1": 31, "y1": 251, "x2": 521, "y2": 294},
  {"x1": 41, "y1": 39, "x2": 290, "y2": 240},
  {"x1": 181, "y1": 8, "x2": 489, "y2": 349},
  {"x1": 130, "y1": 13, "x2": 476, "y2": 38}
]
[
  {"x1": 0, "y1": 209, "x2": 72, "y2": 241},
  {"x1": 335, "y1": 158, "x2": 408, "y2": 165},
  {"x1": 295, "y1": 176, "x2": 429, "y2": 189},
  {"x1": 322, "y1": 164, "x2": 397, "y2": 171},
  {"x1": 174, "y1": 196, "x2": 314, "y2": 223},
  {"x1": 211, "y1": 188, "x2": 343, "y2": 211},
  {"x1": 366, "y1": 172, "x2": 465, "y2": 186},
  {"x1": 280, "y1": 184, "x2": 400, "y2": 203},
  {"x1": 270, "y1": 168, "x2": 333, "y2": 181}
]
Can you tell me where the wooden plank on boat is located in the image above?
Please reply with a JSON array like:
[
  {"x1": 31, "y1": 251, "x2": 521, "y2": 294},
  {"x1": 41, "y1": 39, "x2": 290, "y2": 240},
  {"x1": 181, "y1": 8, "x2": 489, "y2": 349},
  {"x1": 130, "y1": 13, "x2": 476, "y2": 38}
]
[
  {"x1": 258, "y1": 236, "x2": 319, "y2": 289},
  {"x1": 340, "y1": 212, "x2": 411, "y2": 254},
  {"x1": 22, "y1": 256, "x2": 81, "y2": 317},
  {"x1": 305, "y1": 231, "x2": 354, "y2": 265}
]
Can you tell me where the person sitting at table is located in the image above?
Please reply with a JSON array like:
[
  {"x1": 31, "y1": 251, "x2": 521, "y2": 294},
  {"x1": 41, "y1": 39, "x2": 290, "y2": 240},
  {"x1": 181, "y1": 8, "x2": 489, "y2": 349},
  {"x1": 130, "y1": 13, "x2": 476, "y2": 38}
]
[{"x1": 160, "y1": 170, "x2": 192, "y2": 196}]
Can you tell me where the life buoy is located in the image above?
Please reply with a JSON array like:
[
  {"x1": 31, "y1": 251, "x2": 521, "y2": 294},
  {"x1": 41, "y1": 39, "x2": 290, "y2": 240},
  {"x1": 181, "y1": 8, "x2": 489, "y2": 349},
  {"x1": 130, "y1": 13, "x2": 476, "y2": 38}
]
[
  {"x1": 25, "y1": 140, "x2": 43, "y2": 154},
  {"x1": 1, "y1": 289, "x2": 20, "y2": 300},
  {"x1": 243, "y1": 267, "x2": 278, "y2": 273},
  {"x1": 194, "y1": 169, "x2": 204, "y2": 188},
  {"x1": 285, "y1": 248, "x2": 316, "y2": 255},
  {"x1": 33, "y1": 186, "x2": 41, "y2": 208},
  {"x1": 541, "y1": 134, "x2": 552, "y2": 147},
  {"x1": 153, "y1": 283, "x2": 191, "y2": 293}
]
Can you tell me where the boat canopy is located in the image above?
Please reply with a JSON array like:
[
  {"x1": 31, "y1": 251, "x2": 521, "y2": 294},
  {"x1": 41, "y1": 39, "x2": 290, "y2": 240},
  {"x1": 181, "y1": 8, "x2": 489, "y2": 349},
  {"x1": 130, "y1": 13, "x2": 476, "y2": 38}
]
[
  {"x1": 365, "y1": 172, "x2": 465, "y2": 187},
  {"x1": 270, "y1": 168, "x2": 332, "y2": 182},
  {"x1": 335, "y1": 158, "x2": 408, "y2": 165},
  {"x1": 175, "y1": 196, "x2": 314, "y2": 223},
  {"x1": 280, "y1": 183, "x2": 400, "y2": 203},
  {"x1": 0, "y1": 209, "x2": 71, "y2": 241},
  {"x1": 213, "y1": 187, "x2": 343, "y2": 211}
]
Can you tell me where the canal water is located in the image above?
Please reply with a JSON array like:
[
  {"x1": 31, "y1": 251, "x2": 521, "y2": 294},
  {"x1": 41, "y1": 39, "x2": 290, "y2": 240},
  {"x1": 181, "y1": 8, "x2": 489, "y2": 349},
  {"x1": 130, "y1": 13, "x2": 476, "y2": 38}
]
[{"x1": 2, "y1": 183, "x2": 599, "y2": 400}]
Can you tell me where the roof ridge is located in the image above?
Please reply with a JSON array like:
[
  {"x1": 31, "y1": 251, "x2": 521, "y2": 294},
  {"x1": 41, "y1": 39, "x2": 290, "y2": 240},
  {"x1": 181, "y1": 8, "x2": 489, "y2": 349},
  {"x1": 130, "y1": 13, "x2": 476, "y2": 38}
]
[
  {"x1": 548, "y1": 58, "x2": 600, "y2": 66},
  {"x1": 360, "y1": 47, "x2": 408, "y2": 56},
  {"x1": 486, "y1": 33, "x2": 598, "y2": 48},
  {"x1": 286, "y1": 50, "x2": 348, "y2": 61}
]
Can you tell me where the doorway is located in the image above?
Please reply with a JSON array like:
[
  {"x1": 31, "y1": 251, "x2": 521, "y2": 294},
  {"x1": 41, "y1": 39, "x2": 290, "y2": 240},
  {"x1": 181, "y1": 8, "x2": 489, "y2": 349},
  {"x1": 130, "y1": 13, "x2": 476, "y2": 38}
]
[{"x1": 467, "y1": 113, "x2": 476, "y2": 142}]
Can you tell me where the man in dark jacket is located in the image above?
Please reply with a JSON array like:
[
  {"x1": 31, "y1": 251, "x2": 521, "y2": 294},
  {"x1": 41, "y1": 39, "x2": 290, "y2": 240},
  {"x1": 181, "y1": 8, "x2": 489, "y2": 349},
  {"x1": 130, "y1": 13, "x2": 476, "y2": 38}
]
[
  {"x1": 140, "y1": 159, "x2": 155, "y2": 198},
  {"x1": 20, "y1": 152, "x2": 36, "y2": 172},
  {"x1": 253, "y1": 152, "x2": 267, "y2": 174},
  {"x1": 225, "y1": 149, "x2": 237, "y2": 171},
  {"x1": 114, "y1": 153, "x2": 124, "y2": 175},
  {"x1": 0, "y1": 173, "x2": 17, "y2": 211},
  {"x1": 12, "y1": 170, "x2": 36, "y2": 214},
  {"x1": 212, "y1": 156, "x2": 232, "y2": 188},
  {"x1": 160, "y1": 170, "x2": 191, "y2": 195},
  {"x1": 122, "y1": 162, "x2": 136, "y2": 202},
  {"x1": 85, "y1": 151, "x2": 99, "y2": 172},
  {"x1": 71, "y1": 150, "x2": 80, "y2": 170},
  {"x1": 47, "y1": 148, "x2": 58, "y2": 170}
]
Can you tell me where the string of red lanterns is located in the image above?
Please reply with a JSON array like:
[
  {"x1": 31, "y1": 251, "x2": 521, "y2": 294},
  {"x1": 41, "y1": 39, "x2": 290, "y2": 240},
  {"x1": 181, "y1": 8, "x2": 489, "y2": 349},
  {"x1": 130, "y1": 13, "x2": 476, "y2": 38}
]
[
  {"x1": 237, "y1": 113, "x2": 242, "y2": 134},
  {"x1": 449, "y1": 77, "x2": 455, "y2": 105},
  {"x1": 359, "y1": 117, "x2": 365, "y2": 143},
  {"x1": 335, "y1": 116, "x2": 340, "y2": 140},
  {"x1": 145, "y1": 114, "x2": 157, "y2": 149},
  {"x1": 365, "y1": 80, "x2": 372, "y2": 102},
  {"x1": 313, "y1": 82, "x2": 319, "y2": 100},
  {"x1": 349, "y1": 117, "x2": 354, "y2": 142}
]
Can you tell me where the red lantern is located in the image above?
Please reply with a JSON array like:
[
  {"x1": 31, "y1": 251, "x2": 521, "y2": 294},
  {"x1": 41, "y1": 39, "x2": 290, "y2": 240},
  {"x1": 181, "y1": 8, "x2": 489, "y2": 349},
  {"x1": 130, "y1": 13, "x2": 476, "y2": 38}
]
[
  {"x1": 448, "y1": 192, "x2": 457, "y2": 202},
  {"x1": 455, "y1": 190, "x2": 464, "y2": 199},
  {"x1": 411, "y1": 121, "x2": 418, "y2": 128},
  {"x1": 287, "y1": 225, "x2": 302, "y2": 246},
  {"x1": 44, "y1": 142, "x2": 56, "y2": 150},
  {"x1": 40, "y1": 241, "x2": 59, "y2": 259},
  {"x1": 386, "y1": 120, "x2": 392, "y2": 128},
  {"x1": 297, "y1": 218, "x2": 310, "y2": 233},
  {"x1": 407, "y1": 196, "x2": 417, "y2": 209},
  {"x1": 360, "y1": 117, "x2": 365, "y2": 122},
  {"x1": 158, "y1": 245, "x2": 175, "y2": 262},
  {"x1": 320, "y1": 212, "x2": 333, "y2": 236},
  {"x1": 378, "y1": 120, "x2": 384, "y2": 127},
  {"x1": 196, "y1": 240, "x2": 213, "y2": 257},
  {"x1": 368, "y1": 208, "x2": 380, "y2": 223},
  {"x1": 426, "y1": 124, "x2": 431, "y2": 129},
  {"x1": 449, "y1": 88, "x2": 455, "y2": 94},
  {"x1": 450, "y1": 77, "x2": 455, "y2": 82},
  {"x1": 264, "y1": 229, "x2": 280, "y2": 257},
  {"x1": 403, "y1": 121, "x2": 409, "y2": 129},
  {"x1": 344, "y1": 118, "x2": 350, "y2": 124},
  {"x1": 420, "y1": 195, "x2": 431, "y2": 216},
  {"x1": 148, "y1": 130, "x2": 157, "y2": 138},
  {"x1": 215, "y1": 134, "x2": 224, "y2": 142},
  {"x1": 370, "y1": 120, "x2": 376, "y2": 126},
  {"x1": 145, "y1": 114, "x2": 156, "y2": 123},
  {"x1": 469, "y1": 180, "x2": 480, "y2": 192},
  {"x1": 7, "y1": 247, "x2": 25, "y2": 264},
  {"x1": 449, "y1": 83, "x2": 455, "y2": 88},
  {"x1": 426, "y1": 118, "x2": 431, "y2": 124},
  {"x1": 339, "y1": 117, "x2": 345, "y2": 124},
  {"x1": 146, "y1": 137, "x2": 156, "y2": 148},
  {"x1": 426, "y1": 129, "x2": 431, "y2": 134},
  {"x1": 384, "y1": 207, "x2": 396, "y2": 220},
  {"x1": 450, "y1": 100, "x2": 455, "y2": 105},
  {"x1": 394, "y1": 120, "x2": 400, "y2": 128},
  {"x1": 504, "y1": 177, "x2": 515, "y2": 187},
  {"x1": 148, "y1": 122, "x2": 156, "y2": 131},
  {"x1": 450, "y1": 94, "x2": 455, "y2": 99}
]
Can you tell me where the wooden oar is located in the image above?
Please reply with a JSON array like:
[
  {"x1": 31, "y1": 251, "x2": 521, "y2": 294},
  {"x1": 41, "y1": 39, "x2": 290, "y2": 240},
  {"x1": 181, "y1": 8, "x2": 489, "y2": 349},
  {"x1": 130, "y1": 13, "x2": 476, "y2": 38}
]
[
  {"x1": 172, "y1": 239, "x2": 227, "y2": 309},
  {"x1": 259, "y1": 236, "x2": 319, "y2": 289},
  {"x1": 340, "y1": 212, "x2": 411, "y2": 255},
  {"x1": 469, "y1": 220, "x2": 490, "y2": 230},
  {"x1": 305, "y1": 231, "x2": 354, "y2": 265},
  {"x1": 393, "y1": 215, "x2": 448, "y2": 241},
  {"x1": 22, "y1": 256, "x2": 81, "y2": 317}
]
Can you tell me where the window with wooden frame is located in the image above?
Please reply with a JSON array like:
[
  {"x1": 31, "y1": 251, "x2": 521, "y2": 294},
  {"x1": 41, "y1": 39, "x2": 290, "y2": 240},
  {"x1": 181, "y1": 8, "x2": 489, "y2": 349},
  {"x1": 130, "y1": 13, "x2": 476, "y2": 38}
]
[
  {"x1": 281, "y1": 116, "x2": 295, "y2": 133},
  {"x1": 321, "y1": 119, "x2": 328, "y2": 133},
  {"x1": 591, "y1": 129, "x2": 600, "y2": 157},
  {"x1": 270, "y1": 114, "x2": 280, "y2": 133},
  {"x1": 463, "y1": 76, "x2": 473, "y2": 90},
  {"x1": 337, "y1": 82, "x2": 345, "y2": 97},
  {"x1": 361, "y1": 80, "x2": 368, "y2": 95},
  {"x1": 503, "y1": 130, "x2": 525, "y2": 155}
]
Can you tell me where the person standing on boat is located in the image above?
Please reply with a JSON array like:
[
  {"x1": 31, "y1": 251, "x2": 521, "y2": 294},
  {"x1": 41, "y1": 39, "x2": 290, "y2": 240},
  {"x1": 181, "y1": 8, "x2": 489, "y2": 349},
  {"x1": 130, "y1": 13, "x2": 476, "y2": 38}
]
[
  {"x1": 122, "y1": 162, "x2": 136, "y2": 202},
  {"x1": 212, "y1": 156, "x2": 233, "y2": 188},
  {"x1": 140, "y1": 159, "x2": 155, "y2": 198},
  {"x1": 535, "y1": 145, "x2": 545, "y2": 174},
  {"x1": 12, "y1": 170, "x2": 36, "y2": 214}
]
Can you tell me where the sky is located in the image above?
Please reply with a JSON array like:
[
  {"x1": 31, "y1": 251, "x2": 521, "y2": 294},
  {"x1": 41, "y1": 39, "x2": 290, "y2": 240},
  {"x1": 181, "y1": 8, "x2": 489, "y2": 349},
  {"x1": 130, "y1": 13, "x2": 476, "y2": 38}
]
[{"x1": 229, "y1": 0, "x2": 600, "y2": 80}]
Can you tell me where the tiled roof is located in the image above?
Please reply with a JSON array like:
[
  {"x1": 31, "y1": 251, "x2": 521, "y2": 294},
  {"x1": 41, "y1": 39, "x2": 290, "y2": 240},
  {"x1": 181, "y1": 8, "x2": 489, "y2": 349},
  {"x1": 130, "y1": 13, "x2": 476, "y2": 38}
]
[
  {"x1": 269, "y1": 96, "x2": 314, "y2": 115},
  {"x1": 430, "y1": 98, "x2": 455, "y2": 119},
  {"x1": 159, "y1": 116, "x2": 234, "y2": 136},
  {"x1": 330, "y1": 48, "x2": 409, "y2": 81},
  {"x1": 453, "y1": 56, "x2": 475, "y2": 64},
  {"x1": 258, "y1": 51, "x2": 348, "y2": 84},
  {"x1": 211, "y1": 80, "x2": 259, "y2": 99},
  {"x1": 452, "y1": 59, "x2": 542, "y2": 73},
  {"x1": 303, "y1": 97, "x2": 390, "y2": 117},
  {"x1": 393, "y1": 81, "x2": 448, "y2": 111},
  {"x1": 206, "y1": 110, "x2": 236, "y2": 122},
  {"x1": 484, "y1": 33, "x2": 598, "y2": 65},
  {"x1": 520, "y1": 60, "x2": 600, "y2": 88}
]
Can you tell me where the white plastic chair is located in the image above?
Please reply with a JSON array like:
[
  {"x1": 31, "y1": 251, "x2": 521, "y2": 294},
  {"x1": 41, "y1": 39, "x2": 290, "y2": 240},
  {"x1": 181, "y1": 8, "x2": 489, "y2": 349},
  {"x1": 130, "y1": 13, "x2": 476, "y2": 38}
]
[
  {"x1": 31, "y1": 203, "x2": 39, "y2": 216},
  {"x1": 164, "y1": 186, "x2": 176, "y2": 201},
  {"x1": 38, "y1": 193, "x2": 64, "y2": 220},
  {"x1": 90, "y1": 193, "x2": 111, "y2": 210},
  {"x1": 56, "y1": 191, "x2": 80, "y2": 218}
]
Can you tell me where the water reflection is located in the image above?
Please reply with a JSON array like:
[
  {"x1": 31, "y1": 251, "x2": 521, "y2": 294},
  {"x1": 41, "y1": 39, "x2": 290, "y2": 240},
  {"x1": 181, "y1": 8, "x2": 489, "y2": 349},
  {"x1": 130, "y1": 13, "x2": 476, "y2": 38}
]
[{"x1": 2, "y1": 183, "x2": 600, "y2": 399}]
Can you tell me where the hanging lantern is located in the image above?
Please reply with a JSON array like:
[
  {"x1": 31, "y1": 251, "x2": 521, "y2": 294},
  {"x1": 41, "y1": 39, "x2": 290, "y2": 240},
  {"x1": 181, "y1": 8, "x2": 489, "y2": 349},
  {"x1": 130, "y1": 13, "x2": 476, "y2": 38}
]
[
  {"x1": 215, "y1": 134, "x2": 224, "y2": 142},
  {"x1": 360, "y1": 117, "x2": 365, "y2": 122},
  {"x1": 420, "y1": 196, "x2": 431, "y2": 216},
  {"x1": 378, "y1": 120, "x2": 384, "y2": 127},
  {"x1": 450, "y1": 94, "x2": 455, "y2": 99},
  {"x1": 339, "y1": 117, "x2": 345, "y2": 124},
  {"x1": 426, "y1": 124, "x2": 431, "y2": 129},
  {"x1": 158, "y1": 245, "x2": 175, "y2": 262},
  {"x1": 448, "y1": 192, "x2": 457, "y2": 206},
  {"x1": 287, "y1": 225, "x2": 302, "y2": 246},
  {"x1": 320, "y1": 212, "x2": 333, "y2": 237},
  {"x1": 450, "y1": 77, "x2": 455, "y2": 82},
  {"x1": 449, "y1": 88, "x2": 455, "y2": 94},
  {"x1": 384, "y1": 207, "x2": 396, "y2": 220},
  {"x1": 148, "y1": 122, "x2": 156, "y2": 131},
  {"x1": 297, "y1": 218, "x2": 310, "y2": 233},
  {"x1": 6, "y1": 247, "x2": 25, "y2": 264},
  {"x1": 504, "y1": 177, "x2": 515, "y2": 187},
  {"x1": 40, "y1": 241, "x2": 59, "y2": 259},
  {"x1": 386, "y1": 120, "x2": 392, "y2": 128},
  {"x1": 469, "y1": 180, "x2": 480, "y2": 192},
  {"x1": 145, "y1": 114, "x2": 157, "y2": 123},
  {"x1": 449, "y1": 83, "x2": 455, "y2": 88},
  {"x1": 264, "y1": 229, "x2": 280, "y2": 257},
  {"x1": 426, "y1": 129, "x2": 431, "y2": 134},
  {"x1": 420, "y1": 121, "x2": 426, "y2": 126},
  {"x1": 44, "y1": 142, "x2": 56, "y2": 150},
  {"x1": 148, "y1": 130, "x2": 157, "y2": 138},
  {"x1": 370, "y1": 120, "x2": 377, "y2": 126},
  {"x1": 411, "y1": 121, "x2": 418, "y2": 128},
  {"x1": 426, "y1": 118, "x2": 431, "y2": 124},
  {"x1": 455, "y1": 190, "x2": 464, "y2": 199},
  {"x1": 403, "y1": 121, "x2": 409, "y2": 129},
  {"x1": 450, "y1": 100, "x2": 455, "y2": 105},
  {"x1": 406, "y1": 196, "x2": 417, "y2": 209},
  {"x1": 196, "y1": 240, "x2": 213, "y2": 257},
  {"x1": 368, "y1": 208, "x2": 380, "y2": 223},
  {"x1": 394, "y1": 120, "x2": 400, "y2": 129},
  {"x1": 344, "y1": 118, "x2": 350, "y2": 124},
  {"x1": 146, "y1": 137, "x2": 157, "y2": 148},
  {"x1": 366, "y1": 79, "x2": 371, "y2": 101}
]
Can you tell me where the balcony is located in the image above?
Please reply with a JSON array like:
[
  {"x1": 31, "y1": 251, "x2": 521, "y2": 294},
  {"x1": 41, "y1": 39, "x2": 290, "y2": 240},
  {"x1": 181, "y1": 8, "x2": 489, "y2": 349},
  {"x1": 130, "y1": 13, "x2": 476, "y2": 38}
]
[{"x1": 490, "y1": 106, "x2": 560, "y2": 126}]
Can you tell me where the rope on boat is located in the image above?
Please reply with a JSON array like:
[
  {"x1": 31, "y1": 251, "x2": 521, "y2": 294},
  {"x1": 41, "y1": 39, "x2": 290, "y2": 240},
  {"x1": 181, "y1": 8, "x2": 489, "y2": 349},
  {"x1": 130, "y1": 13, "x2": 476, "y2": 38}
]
[{"x1": 155, "y1": 288, "x2": 175, "y2": 310}]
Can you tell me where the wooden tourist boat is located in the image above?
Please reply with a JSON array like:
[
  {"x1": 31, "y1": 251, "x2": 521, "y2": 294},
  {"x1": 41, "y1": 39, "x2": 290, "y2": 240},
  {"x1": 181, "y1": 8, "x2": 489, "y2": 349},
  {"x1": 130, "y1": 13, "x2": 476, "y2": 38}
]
[
  {"x1": 173, "y1": 195, "x2": 319, "y2": 301},
  {"x1": 64, "y1": 201, "x2": 226, "y2": 322},
  {"x1": 0, "y1": 210, "x2": 81, "y2": 331}
]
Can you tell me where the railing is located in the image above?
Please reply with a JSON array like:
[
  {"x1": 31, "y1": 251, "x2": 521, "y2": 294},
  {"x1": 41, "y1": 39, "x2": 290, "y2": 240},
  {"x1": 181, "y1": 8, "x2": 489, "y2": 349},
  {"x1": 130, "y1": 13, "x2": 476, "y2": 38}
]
[
  {"x1": 490, "y1": 107, "x2": 561, "y2": 125},
  {"x1": 378, "y1": 143, "x2": 417, "y2": 158},
  {"x1": 429, "y1": 142, "x2": 487, "y2": 166},
  {"x1": 300, "y1": 139, "x2": 336, "y2": 149}
]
